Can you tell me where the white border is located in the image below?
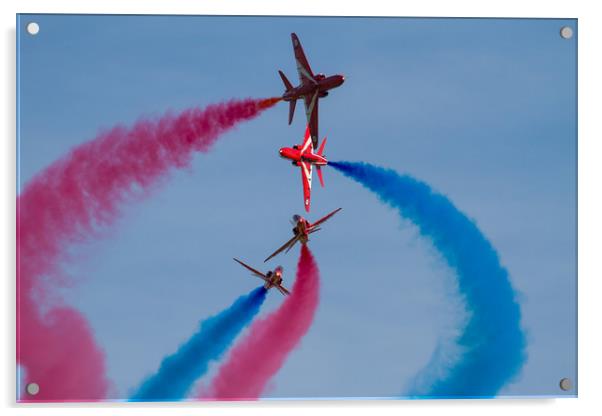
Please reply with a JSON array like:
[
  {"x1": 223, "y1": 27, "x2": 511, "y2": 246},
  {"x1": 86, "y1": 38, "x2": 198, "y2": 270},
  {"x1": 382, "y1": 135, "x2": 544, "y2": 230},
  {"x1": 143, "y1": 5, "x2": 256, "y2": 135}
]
[{"x1": 3, "y1": 1, "x2": 600, "y2": 415}]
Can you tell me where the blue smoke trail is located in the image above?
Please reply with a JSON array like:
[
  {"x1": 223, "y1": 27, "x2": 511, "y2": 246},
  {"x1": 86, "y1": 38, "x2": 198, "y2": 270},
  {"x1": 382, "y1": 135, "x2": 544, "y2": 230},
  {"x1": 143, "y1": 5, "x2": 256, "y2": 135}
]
[
  {"x1": 130, "y1": 286, "x2": 267, "y2": 401},
  {"x1": 330, "y1": 161, "x2": 526, "y2": 397}
]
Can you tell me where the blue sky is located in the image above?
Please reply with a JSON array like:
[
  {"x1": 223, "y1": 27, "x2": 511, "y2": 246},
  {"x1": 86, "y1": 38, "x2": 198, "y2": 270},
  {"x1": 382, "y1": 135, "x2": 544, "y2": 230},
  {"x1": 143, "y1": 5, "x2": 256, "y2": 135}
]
[{"x1": 17, "y1": 15, "x2": 576, "y2": 399}]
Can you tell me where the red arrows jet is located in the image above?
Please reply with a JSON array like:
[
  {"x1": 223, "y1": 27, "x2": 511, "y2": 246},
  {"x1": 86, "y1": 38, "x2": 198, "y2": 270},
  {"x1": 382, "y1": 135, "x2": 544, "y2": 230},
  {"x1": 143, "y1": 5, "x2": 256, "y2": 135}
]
[
  {"x1": 278, "y1": 33, "x2": 345, "y2": 149},
  {"x1": 233, "y1": 258, "x2": 290, "y2": 296},
  {"x1": 279, "y1": 126, "x2": 328, "y2": 212},
  {"x1": 264, "y1": 208, "x2": 342, "y2": 263}
]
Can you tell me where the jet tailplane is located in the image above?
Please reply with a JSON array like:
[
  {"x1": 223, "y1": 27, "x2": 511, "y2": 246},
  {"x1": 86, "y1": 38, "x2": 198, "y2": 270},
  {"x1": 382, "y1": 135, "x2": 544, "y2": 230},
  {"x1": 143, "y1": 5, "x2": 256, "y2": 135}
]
[
  {"x1": 279, "y1": 70, "x2": 293, "y2": 91},
  {"x1": 317, "y1": 166, "x2": 325, "y2": 188},
  {"x1": 288, "y1": 100, "x2": 297, "y2": 125},
  {"x1": 279, "y1": 70, "x2": 297, "y2": 124},
  {"x1": 317, "y1": 137, "x2": 327, "y2": 156}
]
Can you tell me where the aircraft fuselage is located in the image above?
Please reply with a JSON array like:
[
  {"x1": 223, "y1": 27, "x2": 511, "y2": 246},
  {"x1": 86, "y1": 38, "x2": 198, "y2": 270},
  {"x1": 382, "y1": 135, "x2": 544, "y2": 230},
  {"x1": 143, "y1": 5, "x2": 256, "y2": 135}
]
[
  {"x1": 291, "y1": 218, "x2": 310, "y2": 244},
  {"x1": 279, "y1": 147, "x2": 327, "y2": 165},
  {"x1": 282, "y1": 74, "x2": 345, "y2": 102},
  {"x1": 264, "y1": 269, "x2": 283, "y2": 290}
]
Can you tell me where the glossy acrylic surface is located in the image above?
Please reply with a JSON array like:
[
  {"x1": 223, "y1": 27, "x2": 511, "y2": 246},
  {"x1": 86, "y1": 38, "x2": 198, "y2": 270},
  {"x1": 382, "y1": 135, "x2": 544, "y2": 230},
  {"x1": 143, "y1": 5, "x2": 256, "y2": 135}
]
[{"x1": 17, "y1": 14, "x2": 577, "y2": 402}]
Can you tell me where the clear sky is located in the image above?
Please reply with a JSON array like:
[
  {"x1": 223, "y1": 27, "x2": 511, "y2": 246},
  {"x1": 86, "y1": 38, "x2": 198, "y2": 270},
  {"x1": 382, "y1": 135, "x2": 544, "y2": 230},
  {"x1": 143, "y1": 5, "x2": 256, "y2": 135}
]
[{"x1": 17, "y1": 15, "x2": 576, "y2": 399}]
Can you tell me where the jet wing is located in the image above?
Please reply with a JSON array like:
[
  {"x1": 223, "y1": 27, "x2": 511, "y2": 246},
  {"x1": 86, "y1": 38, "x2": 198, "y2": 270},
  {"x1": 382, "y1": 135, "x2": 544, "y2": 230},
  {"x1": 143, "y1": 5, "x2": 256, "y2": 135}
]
[
  {"x1": 284, "y1": 236, "x2": 301, "y2": 253},
  {"x1": 291, "y1": 33, "x2": 316, "y2": 85},
  {"x1": 300, "y1": 125, "x2": 314, "y2": 154},
  {"x1": 310, "y1": 207, "x2": 342, "y2": 228},
  {"x1": 300, "y1": 160, "x2": 313, "y2": 212},
  {"x1": 264, "y1": 234, "x2": 300, "y2": 263},
  {"x1": 303, "y1": 91, "x2": 319, "y2": 149},
  {"x1": 276, "y1": 285, "x2": 291, "y2": 296},
  {"x1": 233, "y1": 258, "x2": 269, "y2": 282}
]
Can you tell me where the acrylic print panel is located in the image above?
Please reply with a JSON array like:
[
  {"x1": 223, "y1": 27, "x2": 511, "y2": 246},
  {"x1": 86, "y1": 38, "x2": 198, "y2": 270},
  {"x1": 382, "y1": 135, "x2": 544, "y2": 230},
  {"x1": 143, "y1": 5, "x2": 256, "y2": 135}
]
[{"x1": 16, "y1": 14, "x2": 577, "y2": 402}]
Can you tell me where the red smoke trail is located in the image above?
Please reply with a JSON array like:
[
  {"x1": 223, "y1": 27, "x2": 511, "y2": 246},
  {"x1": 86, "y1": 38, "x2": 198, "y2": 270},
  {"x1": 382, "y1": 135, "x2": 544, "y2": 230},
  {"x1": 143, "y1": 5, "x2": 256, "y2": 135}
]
[
  {"x1": 201, "y1": 244, "x2": 320, "y2": 400},
  {"x1": 17, "y1": 97, "x2": 280, "y2": 402}
]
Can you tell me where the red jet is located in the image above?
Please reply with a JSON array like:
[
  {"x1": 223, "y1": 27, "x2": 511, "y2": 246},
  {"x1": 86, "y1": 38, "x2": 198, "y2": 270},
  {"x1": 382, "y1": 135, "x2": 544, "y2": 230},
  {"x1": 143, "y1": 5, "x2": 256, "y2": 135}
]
[
  {"x1": 264, "y1": 208, "x2": 342, "y2": 263},
  {"x1": 233, "y1": 258, "x2": 290, "y2": 296},
  {"x1": 279, "y1": 125, "x2": 328, "y2": 212},
  {"x1": 278, "y1": 33, "x2": 345, "y2": 149}
]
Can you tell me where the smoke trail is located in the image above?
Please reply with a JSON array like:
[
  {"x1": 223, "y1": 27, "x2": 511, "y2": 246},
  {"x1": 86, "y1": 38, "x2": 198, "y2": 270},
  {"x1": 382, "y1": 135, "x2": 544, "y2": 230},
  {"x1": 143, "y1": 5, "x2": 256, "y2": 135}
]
[
  {"x1": 131, "y1": 286, "x2": 267, "y2": 401},
  {"x1": 201, "y1": 245, "x2": 320, "y2": 400},
  {"x1": 17, "y1": 97, "x2": 280, "y2": 401},
  {"x1": 329, "y1": 161, "x2": 526, "y2": 397}
]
